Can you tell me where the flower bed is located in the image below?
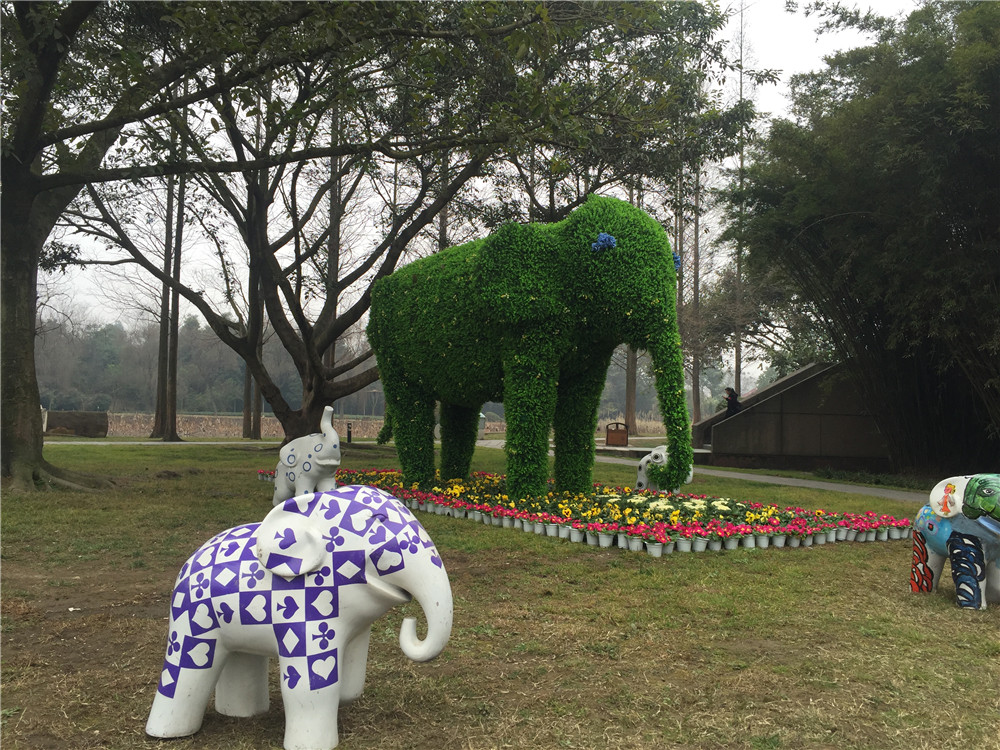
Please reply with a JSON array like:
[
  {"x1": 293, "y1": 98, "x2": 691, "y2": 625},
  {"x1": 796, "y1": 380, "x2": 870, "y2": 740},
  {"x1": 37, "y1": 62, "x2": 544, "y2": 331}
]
[{"x1": 327, "y1": 469, "x2": 912, "y2": 553}]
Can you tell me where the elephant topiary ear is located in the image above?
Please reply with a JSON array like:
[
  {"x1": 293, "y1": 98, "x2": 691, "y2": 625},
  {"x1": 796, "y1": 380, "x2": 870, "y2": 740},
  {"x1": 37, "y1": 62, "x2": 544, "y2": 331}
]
[{"x1": 255, "y1": 494, "x2": 328, "y2": 579}]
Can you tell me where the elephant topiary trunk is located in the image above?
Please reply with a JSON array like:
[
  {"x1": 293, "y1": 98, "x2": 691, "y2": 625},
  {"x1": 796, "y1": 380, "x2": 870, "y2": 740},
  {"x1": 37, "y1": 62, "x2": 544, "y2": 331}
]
[{"x1": 368, "y1": 194, "x2": 692, "y2": 500}]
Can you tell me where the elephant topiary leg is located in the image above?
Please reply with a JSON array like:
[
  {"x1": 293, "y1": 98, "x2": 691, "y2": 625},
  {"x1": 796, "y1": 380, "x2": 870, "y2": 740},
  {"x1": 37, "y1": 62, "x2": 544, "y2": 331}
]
[
  {"x1": 382, "y1": 378, "x2": 436, "y2": 487},
  {"x1": 553, "y1": 355, "x2": 612, "y2": 494},
  {"x1": 440, "y1": 402, "x2": 481, "y2": 481},
  {"x1": 502, "y1": 340, "x2": 559, "y2": 500}
]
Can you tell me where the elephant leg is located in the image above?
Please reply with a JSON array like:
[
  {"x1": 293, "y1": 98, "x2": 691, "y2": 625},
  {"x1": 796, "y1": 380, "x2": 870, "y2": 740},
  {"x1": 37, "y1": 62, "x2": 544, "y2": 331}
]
[
  {"x1": 316, "y1": 475, "x2": 339, "y2": 492},
  {"x1": 274, "y1": 468, "x2": 295, "y2": 506},
  {"x1": 214, "y1": 651, "x2": 270, "y2": 717},
  {"x1": 278, "y1": 656, "x2": 342, "y2": 750},
  {"x1": 910, "y1": 530, "x2": 945, "y2": 592},
  {"x1": 382, "y1": 377, "x2": 435, "y2": 487},
  {"x1": 552, "y1": 354, "x2": 612, "y2": 495},
  {"x1": 986, "y1": 561, "x2": 1000, "y2": 605},
  {"x1": 146, "y1": 641, "x2": 230, "y2": 738},
  {"x1": 502, "y1": 339, "x2": 559, "y2": 500},
  {"x1": 440, "y1": 402, "x2": 481, "y2": 481},
  {"x1": 339, "y1": 626, "x2": 372, "y2": 705},
  {"x1": 948, "y1": 532, "x2": 987, "y2": 610}
]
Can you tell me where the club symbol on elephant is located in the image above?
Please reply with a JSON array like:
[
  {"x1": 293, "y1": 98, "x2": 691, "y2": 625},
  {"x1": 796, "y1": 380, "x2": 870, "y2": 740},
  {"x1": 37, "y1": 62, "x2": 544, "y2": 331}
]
[{"x1": 146, "y1": 485, "x2": 453, "y2": 750}]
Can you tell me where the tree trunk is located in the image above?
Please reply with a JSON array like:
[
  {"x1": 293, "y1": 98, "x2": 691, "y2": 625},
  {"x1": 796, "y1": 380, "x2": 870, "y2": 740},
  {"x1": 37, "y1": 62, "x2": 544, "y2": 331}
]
[
  {"x1": 691, "y1": 167, "x2": 702, "y2": 423},
  {"x1": 242, "y1": 366, "x2": 254, "y2": 438},
  {"x1": 162, "y1": 174, "x2": 185, "y2": 442},
  {"x1": 252, "y1": 377, "x2": 263, "y2": 439},
  {"x1": 0, "y1": 167, "x2": 109, "y2": 489},
  {"x1": 1, "y1": 187, "x2": 45, "y2": 488},
  {"x1": 625, "y1": 346, "x2": 638, "y2": 436},
  {"x1": 150, "y1": 174, "x2": 175, "y2": 438}
]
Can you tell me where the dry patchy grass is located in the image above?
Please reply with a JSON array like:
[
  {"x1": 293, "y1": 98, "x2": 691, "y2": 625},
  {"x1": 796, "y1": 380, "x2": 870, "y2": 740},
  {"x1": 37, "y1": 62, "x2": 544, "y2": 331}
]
[{"x1": 2, "y1": 443, "x2": 998, "y2": 750}]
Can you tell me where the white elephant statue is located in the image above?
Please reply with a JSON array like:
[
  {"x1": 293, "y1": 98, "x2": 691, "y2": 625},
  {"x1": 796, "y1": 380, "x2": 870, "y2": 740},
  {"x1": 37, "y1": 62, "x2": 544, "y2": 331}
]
[
  {"x1": 910, "y1": 473, "x2": 1000, "y2": 610},
  {"x1": 636, "y1": 445, "x2": 694, "y2": 491},
  {"x1": 274, "y1": 405, "x2": 342, "y2": 506},
  {"x1": 146, "y1": 485, "x2": 453, "y2": 750}
]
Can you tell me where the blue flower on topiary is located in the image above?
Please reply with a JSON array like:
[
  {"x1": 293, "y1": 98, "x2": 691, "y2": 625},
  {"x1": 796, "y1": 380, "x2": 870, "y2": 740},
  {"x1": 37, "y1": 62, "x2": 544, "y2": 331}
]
[{"x1": 591, "y1": 232, "x2": 617, "y2": 252}]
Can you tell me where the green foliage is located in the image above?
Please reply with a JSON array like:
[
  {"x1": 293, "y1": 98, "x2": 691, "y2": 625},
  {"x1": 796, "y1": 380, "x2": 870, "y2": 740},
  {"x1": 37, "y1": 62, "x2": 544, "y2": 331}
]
[
  {"x1": 369, "y1": 195, "x2": 693, "y2": 500},
  {"x1": 724, "y1": 0, "x2": 1000, "y2": 470}
]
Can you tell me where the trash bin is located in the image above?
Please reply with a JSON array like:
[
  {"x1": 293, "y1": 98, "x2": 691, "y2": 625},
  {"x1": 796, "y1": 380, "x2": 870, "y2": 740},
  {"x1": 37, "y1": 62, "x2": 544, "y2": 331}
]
[{"x1": 605, "y1": 421, "x2": 628, "y2": 447}]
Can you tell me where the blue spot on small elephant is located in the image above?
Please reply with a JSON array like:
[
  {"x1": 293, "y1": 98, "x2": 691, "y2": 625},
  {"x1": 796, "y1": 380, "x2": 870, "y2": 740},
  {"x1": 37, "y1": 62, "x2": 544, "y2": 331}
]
[
  {"x1": 146, "y1": 485, "x2": 453, "y2": 750},
  {"x1": 910, "y1": 474, "x2": 1000, "y2": 609}
]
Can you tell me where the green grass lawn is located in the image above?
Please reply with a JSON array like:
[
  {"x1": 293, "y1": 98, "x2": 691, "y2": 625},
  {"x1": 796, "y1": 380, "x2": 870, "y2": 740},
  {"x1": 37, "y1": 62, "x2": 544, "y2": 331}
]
[{"x1": 2, "y1": 442, "x2": 997, "y2": 750}]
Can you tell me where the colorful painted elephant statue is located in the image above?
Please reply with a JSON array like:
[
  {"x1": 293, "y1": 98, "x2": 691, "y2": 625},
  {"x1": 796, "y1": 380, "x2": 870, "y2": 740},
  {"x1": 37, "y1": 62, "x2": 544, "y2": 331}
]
[
  {"x1": 146, "y1": 485, "x2": 453, "y2": 750},
  {"x1": 273, "y1": 405, "x2": 341, "y2": 506},
  {"x1": 910, "y1": 473, "x2": 1000, "y2": 609}
]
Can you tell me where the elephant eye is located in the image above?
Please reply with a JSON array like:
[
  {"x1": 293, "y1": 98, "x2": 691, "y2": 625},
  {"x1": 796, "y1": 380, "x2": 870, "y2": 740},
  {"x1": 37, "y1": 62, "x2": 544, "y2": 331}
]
[{"x1": 981, "y1": 488, "x2": 996, "y2": 496}]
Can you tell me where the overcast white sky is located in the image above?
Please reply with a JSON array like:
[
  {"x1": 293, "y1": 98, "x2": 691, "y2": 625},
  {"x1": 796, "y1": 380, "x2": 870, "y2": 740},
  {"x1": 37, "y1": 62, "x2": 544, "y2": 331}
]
[
  {"x1": 725, "y1": 0, "x2": 922, "y2": 119},
  {"x1": 51, "y1": 0, "x2": 926, "y2": 327}
]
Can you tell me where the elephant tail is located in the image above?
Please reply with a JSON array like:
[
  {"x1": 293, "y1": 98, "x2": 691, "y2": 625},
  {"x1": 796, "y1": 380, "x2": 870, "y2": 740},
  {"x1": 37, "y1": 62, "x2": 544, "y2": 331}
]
[{"x1": 376, "y1": 407, "x2": 394, "y2": 445}]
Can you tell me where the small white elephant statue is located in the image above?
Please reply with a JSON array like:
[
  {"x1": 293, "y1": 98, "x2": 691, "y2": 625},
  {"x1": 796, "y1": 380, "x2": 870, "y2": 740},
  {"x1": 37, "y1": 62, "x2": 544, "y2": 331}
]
[
  {"x1": 910, "y1": 473, "x2": 1000, "y2": 609},
  {"x1": 146, "y1": 485, "x2": 453, "y2": 750},
  {"x1": 636, "y1": 445, "x2": 694, "y2": 491},
  {"x1": 274, "y1": 405, "x2": 342, "y2": 506}
]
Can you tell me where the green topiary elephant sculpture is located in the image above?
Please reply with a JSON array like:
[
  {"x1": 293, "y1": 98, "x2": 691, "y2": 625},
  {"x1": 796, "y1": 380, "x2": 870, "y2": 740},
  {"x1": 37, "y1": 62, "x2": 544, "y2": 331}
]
[{"x1": 367, "y1": 194, "x2": 692, "y2": 500}]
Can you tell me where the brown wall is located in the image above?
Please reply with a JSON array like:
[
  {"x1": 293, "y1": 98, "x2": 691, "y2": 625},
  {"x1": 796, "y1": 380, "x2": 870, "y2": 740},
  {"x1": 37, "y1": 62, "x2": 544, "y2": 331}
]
[{"x1": 710, "y1": 366, "x2": 891, "y2": 471}]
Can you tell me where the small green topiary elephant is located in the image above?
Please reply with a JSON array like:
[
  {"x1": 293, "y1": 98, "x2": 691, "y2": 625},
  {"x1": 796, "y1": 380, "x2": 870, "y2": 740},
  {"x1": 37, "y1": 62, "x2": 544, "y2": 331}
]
[{"x1": 367, "y1": 194, "x2": 692, "y2": 500}]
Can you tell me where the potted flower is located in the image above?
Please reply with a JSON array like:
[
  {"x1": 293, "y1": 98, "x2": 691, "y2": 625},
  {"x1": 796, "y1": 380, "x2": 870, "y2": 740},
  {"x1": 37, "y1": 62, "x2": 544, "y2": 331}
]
[
  {"x1": 720, "y1": 523, "x2": 741, "y2": 550},
  {"x1": 644, "y1": 525, "x2": 671, "y2": 558},
  {"x1": 625, "y1": 524, "x2": 647, "y2": 552},
  {"x1": 673, "y1": 525, "x2": 694, "y2": 552}
]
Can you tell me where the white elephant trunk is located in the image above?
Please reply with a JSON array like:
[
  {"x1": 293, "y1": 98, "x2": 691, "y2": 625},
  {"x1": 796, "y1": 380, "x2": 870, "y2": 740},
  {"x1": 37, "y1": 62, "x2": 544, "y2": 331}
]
[{"x1": 398, "y1": 569, "x2": 453, "y2": 662}]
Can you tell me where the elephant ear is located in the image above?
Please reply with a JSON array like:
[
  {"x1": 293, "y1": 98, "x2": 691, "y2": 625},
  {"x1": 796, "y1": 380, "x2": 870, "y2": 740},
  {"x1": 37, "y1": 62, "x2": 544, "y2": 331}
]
[{"x1": 255, "y1": 494, "x2": 328, "y2": 579}]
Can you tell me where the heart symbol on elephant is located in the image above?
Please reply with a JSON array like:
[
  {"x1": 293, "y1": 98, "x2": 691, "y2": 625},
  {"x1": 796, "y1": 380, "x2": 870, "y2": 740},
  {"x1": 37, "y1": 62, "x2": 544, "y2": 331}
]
[
  {"x1": 349, "y1": 510, "x2": 373, "y2": 533},
  {"x1": 312, "y1": 589, "x2": 335, "y2": 617},
  {"x1": 187, "y1": 642, "x2": 212, "y2": 667},
  {"x1": 376, "y1": 550, "x2": 403, "y2": 572},
  {"x1": 245, "y1": 595, "x2": 268, "y2": 622},
  {"x1": 311, "y1": 655, "x2": 337, "y2": 681},
  {"x1": 192, "y1": 603, "x2": 215, "y2": 630}
]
